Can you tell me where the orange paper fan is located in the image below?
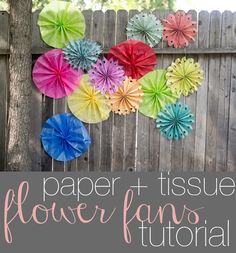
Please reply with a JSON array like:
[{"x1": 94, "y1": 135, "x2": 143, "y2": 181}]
[{"x1": 108, "y1": 77, "x2": 143, "y2": 115}]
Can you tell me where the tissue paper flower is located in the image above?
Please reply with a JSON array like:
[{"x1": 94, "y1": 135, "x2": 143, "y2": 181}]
[
  {"x1": 156, "y1": 102, "x2": 195, "y2": 140},
  {"x1": 88, "y1": 57, "x2": 125, "y2": 94},
  {"x1": 41, "y1": 113, "x2": 91, "y2": 161},
  {"x1": 32, "y1": 49, "x2": 83, "y2": 99},
  {"x1": 108, "y1": 40, "x2": 157, "y2": 79},
  {"x1": 162, "y1": 11, "x2": 197, "y2": 48},
  {"x1": 108, "y1": 76, "x2": 143, "y2": 115},
  {"x1": 68, "y1": 75, "x2": 111, "y2": 123},
  {"x1": 138, "y1": 69, "x2": 178, "y2": 119},
  {"x1": 38, "y1": 1, "x2": 85, "y2": 48},
  {"x1": 166, "y1": 57, "x2": 204, "y2": 96},
  {"x1": 126, "y1": 13, "x2": 163, "y2": 47},
  {"x1": 63, "y1": 39, "x2": 102, "y2": 71}
]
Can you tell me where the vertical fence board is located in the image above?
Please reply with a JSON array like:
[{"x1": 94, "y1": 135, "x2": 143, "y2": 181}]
[
  {"x1": 111, "y1": 10, "x2": 128, "y2": 171},
  {"x1": 123, "y1": 10, "x2": 139, "y2": 172},
  {"x1": 228, "y1": 56, "x2": 236, "y2": 171},
  {"x1": 32, "y1": 12, "x2": 53, "y2": 171},
  {"x1": 0, "y1": 56, "x2": 7, "y2": 170},
  {"x1": 182, "y1": 10, "x2": 198, "y2": 171},
  {"x1": 205, "y1": 11, "x2": 221, "y2": 171},
  {"x1": 216, "y1": 11, "x2": 233, "y2": 171},
  {"x1": 41, "y1": 96, "x2": 53, "y2": 171},
  {"x1": 70, "y1": 10, "x2": 94, "y2": 172},
  {"x1": 88, "y1": 10, "x2": 104, "y2": 171},
  {"x1": 194, "y1": 11, "x2": 210, "y2": 171},
  {"x1": 159, "y1": 10, "x2": 173, "y2": 171},
  {"x1": 0, "y1": 11, "x2": 8, "y2": 170},
  {"x1": 100, "y1": 10, "x2": 116, "y2": 171},
  {"x1": 227, "y1": 11, "x2": 236, "y2": 171}
]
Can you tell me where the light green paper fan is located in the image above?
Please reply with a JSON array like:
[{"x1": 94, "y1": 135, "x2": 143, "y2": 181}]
[
  {"x1": 166, "y1": 57, "x2": 204, "y2": 96},
  {"x1": 38, "y1": 1, "x2": 86, "y2": 48},
  {"x1": 139, "y1": 70, "x2": 179, "y2": 119},
  {"x1": 126, "y1": 13, "x2": 163, "y2": 47}
]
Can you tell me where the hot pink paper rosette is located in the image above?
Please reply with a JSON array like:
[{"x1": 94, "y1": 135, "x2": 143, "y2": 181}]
[
  {"x1": 32, "y1": 49, "x2": 83, "y2": 99},
  {"x1": 163, "y1": 11, "x2": 197, "y2": 48},
  {"x1": 88, "y1": 57, "x2": 125, "y2": 94}
]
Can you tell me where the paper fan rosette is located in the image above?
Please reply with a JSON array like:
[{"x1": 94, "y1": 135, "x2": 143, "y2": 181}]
[
  {"x1": 108, "y1": 40, "x2": 157, "y2": 79},
  {"x1": 108, "y1": 76, "x2": 143, "y2": 115},
  {"x1": 163, "y1": 11, "x2": 197, "y2": 48},
  {"x1": 88, "y1": 57, "x2": 125, "y2": 94},
  {"x1": 32, "y1": 49, "x2": 83, "y2": 99},
  {"x1": 156, "y1": 102, "x2": 195, "y2": 140},
  {"x1": 38, "y1": 1, "x2": 85, "y2": 48},
  {"x1": 126, "y1": 13, "x2": 163, "y2": 47},
  {"x1": 41, "y1": 113, "x2": 91, "y2": 161},
  {"x1": 63, "y1": 39, "x2": 102, "y2": 71},
  {"x1": 68, "y1": 75, "x2": 111, "y2": 124},
  {"x1": 139, "y1": 70, "x2": 178, "y2": 119},
  {"x1": 166, "y1": 57, "x2": 204, "y2": 96}
]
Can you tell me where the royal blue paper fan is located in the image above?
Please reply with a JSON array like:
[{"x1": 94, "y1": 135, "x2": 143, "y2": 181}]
[
  {"x1": 156, "y1": 102, "x2": 194, "y2": 140},
  {"x1": 63, "y1": 39, "x2": 102, "y2": 70},
  {"x1": 41, "y1": 113, "x2": 91, "y2": 161}
]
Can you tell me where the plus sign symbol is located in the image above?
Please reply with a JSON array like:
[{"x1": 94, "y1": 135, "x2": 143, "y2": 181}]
[{"x1": 130, "y1": 177, "x2": 148, "y2": 196}]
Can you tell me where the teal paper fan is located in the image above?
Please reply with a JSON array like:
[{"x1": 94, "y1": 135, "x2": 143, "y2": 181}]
[
  {"x1": 126, "y1": 13, "x2": 163, "y2": 47},
  {"x1": 156, "y1": 102, "x2": 194, "y2": 140},
  {"x1": 63, "y1": 39, "x2": 102, "y2": 71}
]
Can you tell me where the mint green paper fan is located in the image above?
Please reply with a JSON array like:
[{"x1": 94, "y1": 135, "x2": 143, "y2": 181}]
[
  {"x1": 126, "y1": 13, "x2": 163, "y2": 47},
  {"x1": 38, "y1": 1, "x2": 86, "y2": 48},
  {"x1": 139, "y1": 70, "x2": 178, "y2": 119}
]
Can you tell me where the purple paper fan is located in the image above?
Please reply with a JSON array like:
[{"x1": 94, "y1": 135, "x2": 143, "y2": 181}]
[{"x1": 88, "y1": 57, "x2": 125, "y2": 94}]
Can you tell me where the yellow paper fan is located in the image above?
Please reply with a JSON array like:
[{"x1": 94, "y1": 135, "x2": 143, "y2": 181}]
[
  {"x1": 68, "y1": 75, "x2": 111, "y2": 123},
  {"x1": 108, "y1": 76, "x2": 143, "y2": 115},
  {"x1": 166, "y1": 57, "x2": 204, "y2": 96}
]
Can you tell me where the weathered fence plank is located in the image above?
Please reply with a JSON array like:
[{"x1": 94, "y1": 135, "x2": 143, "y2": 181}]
[
  {"x1": 216, "y1": 11, "x2": 233, "y2": 171},
  {"x1": 194, "y1": 11, "x2": 210, "y2": 171},
  {"x1": 124, "y1": 10, "x2": 139, "y2": 172},
  {"x1": 205, "y1": 11, "x2": 222, "y2": 171},
  {"x1": 100, "y1": 10, "x2": 116, "y2": 171},
  {"x1": 89, "y1": 10, "x2": 104, "y2": 171},
  {"x1": 111, "y1": 10, "x2": 128, "y2": 171},
  {"x1": 0, "y1": 11, "x2": 8, "y2": 170}
]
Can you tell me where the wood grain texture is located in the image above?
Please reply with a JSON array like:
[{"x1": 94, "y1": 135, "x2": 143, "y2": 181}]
[
  {"x1": 123, "y1": 10, "x2": 139, "y2": 172},
  {"x1": 227, "y1": 12, "x2": 236, "y2": 171},
  {"x1": 89, "y1": 10, "x2": 104, "y2": 171},
  {"x1": 216, "y1": 11, "x2": 232, "y2": 171},
  {"x1": 205, "y1": 11, "x2": 222, "y2": 171},
  {"x1": 0, "y1": 11, "x2": 8, "y2": 170},
  {"x1": 194, "y1": 11, "x2": 210, "y2": 171},
  {"x1": 100, "y1": 10, "x2": 116, "y2": 171},
  {"x1": 111, "y1": 10, "x2": 128, "y2": 171}
]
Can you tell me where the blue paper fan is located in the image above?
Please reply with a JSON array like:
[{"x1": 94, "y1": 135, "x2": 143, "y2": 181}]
[
  {"x1": 63, "y1": 39, "x2": 102, "y2": 70},
  {"x1": 41, "y1": 113, "x2": 91, "y2": 161},
  {"x1": 156, "y1": 102, "x2": 194, "y2": 140},
  {"x1": 126, "y1": 13, "x2": 163, "y2": 47}
]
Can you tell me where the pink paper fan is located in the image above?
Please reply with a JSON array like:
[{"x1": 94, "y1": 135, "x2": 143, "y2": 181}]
[
  {"x1": 88, "y1": 57, "x2": 125, "y2": 94},
  {"x1": 163, "y1": 11, "x2": 197, "y2": 48},
  {"x1": 32, "y1": 49, "x2": 83, "y2": 99}
]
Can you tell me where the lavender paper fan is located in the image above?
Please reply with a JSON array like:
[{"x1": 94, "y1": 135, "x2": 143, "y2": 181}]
[
  {"x1": 63, "y1": 39, "x2": 102, "y2": 71},
  {"x1": 88, "y1": 57, "x2": 125, "y2": 94}
]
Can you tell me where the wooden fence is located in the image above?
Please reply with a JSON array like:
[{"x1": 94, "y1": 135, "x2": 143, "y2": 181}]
[{"x1": 0, "y1": 9, "x2": 236, "y2": 171}]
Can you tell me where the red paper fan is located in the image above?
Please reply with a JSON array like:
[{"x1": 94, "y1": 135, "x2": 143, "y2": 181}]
[
  {"x1": 163, "y1": 11, "x2": 197, "y2": 48},
  {"x1": 108, "y1": 40, "x2": 157, "y2": 79}
]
